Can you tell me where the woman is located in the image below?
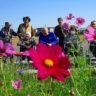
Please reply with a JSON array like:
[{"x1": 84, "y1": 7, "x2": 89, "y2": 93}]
[{"x1": 17, "y1": 16, "x2": 34, "y2": 40}]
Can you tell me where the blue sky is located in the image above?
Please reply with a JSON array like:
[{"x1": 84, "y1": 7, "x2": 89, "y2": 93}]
[{"x1": 0, "y1": 0, "x2": 96, "y2": 31}]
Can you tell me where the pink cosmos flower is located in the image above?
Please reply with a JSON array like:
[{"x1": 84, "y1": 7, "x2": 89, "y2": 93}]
[
  {"x1": 84, "y1": 26, "x2": 96, "y2": 41},
  {"x1": 11, "y1": 79, "x2": 22, "y2": 90},
  {"x1": 66, "y1": 13, "x2": 75, "y2": 21},
  {"x1": 84, "y1": 33, "x2": 96, "y2": 41},
  {"x1": 75, "y1": 17, "x2": 85, "y2": 26},
  {"x1": 62, "y1": 23, "x2": 70, "y2": 31},
  {"x1": 29, "y1": 43, "x2": 71, "y2": 82},
  {"x1": 4, "y1": 43, "x2": 15, "y2": 51},
  {"x1": 86, "y1": 25, "x2": 96, "y2": 34},
  {"x1": 0, "y1": 41, "x2": 15, "y2": 56},
  {"x1": 0, "y1": 40, "x2": 27, "y2": 56}
]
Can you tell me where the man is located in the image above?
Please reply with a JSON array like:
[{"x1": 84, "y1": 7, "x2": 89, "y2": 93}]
[
  {"x1": 39, "y1": 27, "x2": 58, "y2": 46},
  {"x1": 54, "y1": 17, "x2": 66, "y2": 51},
  {"x1": 17, "y1": 16, "x2": 34, "y2": 40},
  {"x1": 0, "y1": 22, "x2": 17, "y2": 43}
]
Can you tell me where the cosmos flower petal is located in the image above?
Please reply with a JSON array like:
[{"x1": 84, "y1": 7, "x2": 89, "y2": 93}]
[
  {"x1": 58, "y1": 68, "x2": 71, "y2": 77},
  {"x1": 47, "y1": 45, "x2": 62, "y2": 58},
  {"x1": 37, "y1": 43, "x2": 48, "y2": 60},
  {"x1": 4, "y1": 43, "x2": 15, "y2": 51},
  {"x1": 59, "y1": 56, "x2": 71, "y2": 70},
  {"x1": 29, "y1": 48, "x2": 42, "y2": 68},
  {"x1": 38, "y1": 68, "x2": 49, "y2": 80},
  {"x1": 87, "y1": 26, "x2": 95, "y2": 34},
  {"x1": 0, "y1": 40, "x2": 4, "y2": 49},
  {"x1": 51, "y1": 72, "x2": 65, "y2": 82},
  {"x1": 84, "y1": 32, "x2": 94, "y2": 41},
  {"x1": 62, "y1": 23, "x2": 70, "y2": 30}
]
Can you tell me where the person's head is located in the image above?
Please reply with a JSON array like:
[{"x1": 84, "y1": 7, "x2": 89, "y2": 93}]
[
  {"x1": 57, "y1": 17, "x2": 64, "y2": 26},
  {"x1": 23, "y1": 16, "x2": 31, "y2": 26},
  {"x1": 90, "y1": 20, "x2": 96, "y2": 29},
  {"x1": 42, "y1": 27, "x2": 49, "y2": 36},
  {"x1": 25, "y1": 32, "x2": 31, "y2": 40},
  {"x1": 70, "y1": 25, "x2": 77, "y2": 31},
  {"x1": 70, "y1": 25, "x2": 77, "y2": 34},
  {"x1": 5, "y1": 22, "x2": 11, "y2": 29}
]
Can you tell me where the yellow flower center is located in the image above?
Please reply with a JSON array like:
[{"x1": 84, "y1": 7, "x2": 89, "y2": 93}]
[{"x1": 44, "y1": 59, "x2": 54, "y2": 67}]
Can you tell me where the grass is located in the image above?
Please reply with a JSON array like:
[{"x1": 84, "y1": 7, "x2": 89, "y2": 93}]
[{"x1": 0, "y1": 54, "x2": 96, "y2": 96}]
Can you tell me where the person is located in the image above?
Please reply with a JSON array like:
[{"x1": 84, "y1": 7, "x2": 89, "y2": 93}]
[
  {"x1": 87, "y1": 20, "x2": 96, "y2": 57},
  {"x1": 17, "y1": 16, "x2": 34, "y2": 40},
  {"x1": 0, "y1": 22, "x2": 17, "y2": 43},
  {"x1": 54, "y1": 17, "x2": 67, "y2": 51},
  {"x1": 64, "y1": 25, "x2": 80, "y2": 54},
  {"x1": 39, "y1": 27, "x2": 58, "y2": 46},
  {"x1": 17, "y1": 32, "x2": 36, "y2": 62}
]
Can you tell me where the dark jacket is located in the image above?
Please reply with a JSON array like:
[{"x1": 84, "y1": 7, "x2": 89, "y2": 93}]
[
  {"x1": 54, "y1": 25, "x2": 66, "y2": 41},
  {"x1": 54, "y1": 25, "x2": 68, "y2": 46}
]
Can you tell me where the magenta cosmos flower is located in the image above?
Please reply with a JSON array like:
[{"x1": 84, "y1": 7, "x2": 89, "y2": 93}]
[
  {"x1": 29, "y1": 43, "x2": 71, "y2": 82},
  {"x1": 0, "y1": 40, "x2": 28, "y2": 56},
  {"x1": 75, "y1": 17, "x2": 85, "y2": 26},
  {"x1": 11, "y1": 79, "x2": 22, "y2": 90},
  {"x1": 62, "y1": 23, "x2": 70, "y2": 31},
  {"x1": 84, "y1": 26, "x2": 96, "y2": 41},
  {"x1": 66, "y1": 13, "x2": 75, "y2": 21}
]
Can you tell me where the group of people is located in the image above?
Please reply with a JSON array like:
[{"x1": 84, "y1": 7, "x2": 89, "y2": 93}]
[
  {"x1": 0, "y1": 16, "x2": 96, "y2": 62},
  {"x1": 0, "y1": 16, "x2": 81, "y2": 61}
]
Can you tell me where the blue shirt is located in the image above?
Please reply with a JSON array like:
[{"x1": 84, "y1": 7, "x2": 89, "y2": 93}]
[{"x1": 39, "y1": 32, "x2": 58, "y2": 45}]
